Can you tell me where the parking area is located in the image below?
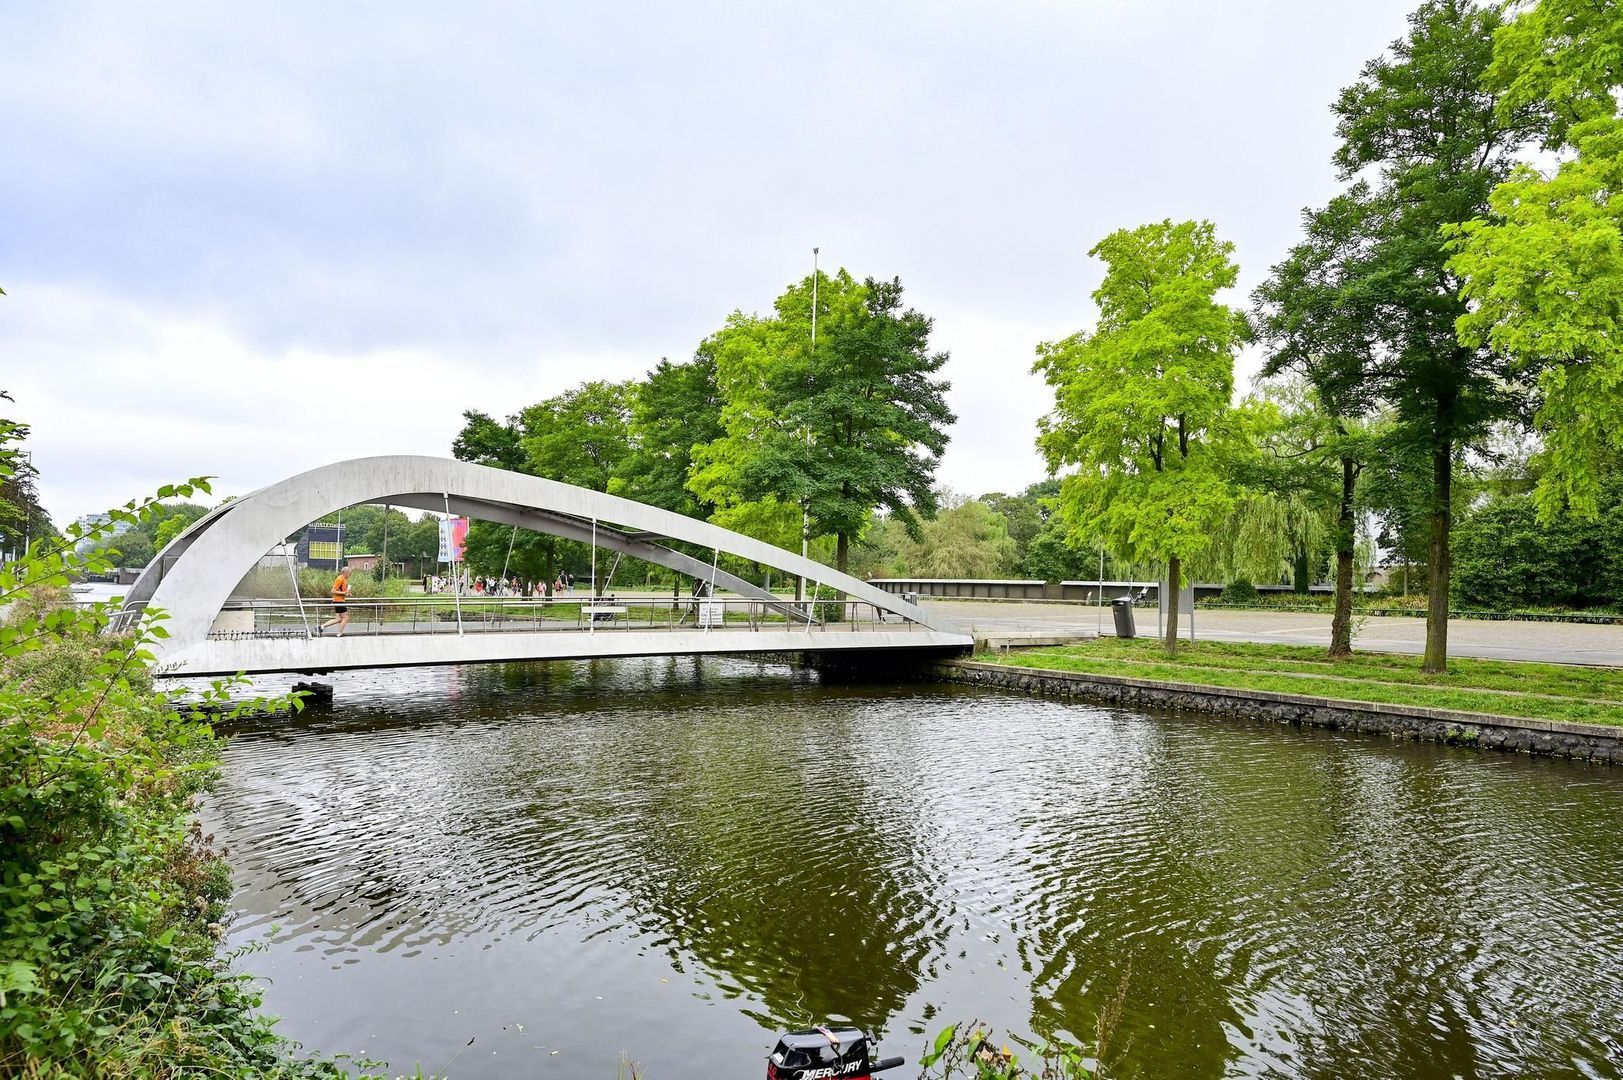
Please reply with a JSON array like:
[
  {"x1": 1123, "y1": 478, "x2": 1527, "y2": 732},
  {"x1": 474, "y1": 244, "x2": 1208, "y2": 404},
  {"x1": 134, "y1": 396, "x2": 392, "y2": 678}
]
[{"x1": 923, "y1": 599, "x2": 1623, "y2": 667}]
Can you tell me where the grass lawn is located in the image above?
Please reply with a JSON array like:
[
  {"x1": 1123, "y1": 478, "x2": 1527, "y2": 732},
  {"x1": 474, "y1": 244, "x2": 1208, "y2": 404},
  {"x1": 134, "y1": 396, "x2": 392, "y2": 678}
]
[{"x1": 976, "y1": 638, "x2": 1623, "y2": 727}]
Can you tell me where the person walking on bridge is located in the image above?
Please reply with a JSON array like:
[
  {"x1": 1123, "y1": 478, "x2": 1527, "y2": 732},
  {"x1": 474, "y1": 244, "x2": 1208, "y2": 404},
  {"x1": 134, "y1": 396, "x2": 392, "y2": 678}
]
[{"x1": 317, "y1": 567, "x2": 351, "y2": 637}]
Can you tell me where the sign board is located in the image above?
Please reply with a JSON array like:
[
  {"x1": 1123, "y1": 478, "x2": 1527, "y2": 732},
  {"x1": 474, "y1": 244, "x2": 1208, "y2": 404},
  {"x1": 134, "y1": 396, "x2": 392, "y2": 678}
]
[{"x1": 437, "y1": 517, "x2": 469, "y2": 563}]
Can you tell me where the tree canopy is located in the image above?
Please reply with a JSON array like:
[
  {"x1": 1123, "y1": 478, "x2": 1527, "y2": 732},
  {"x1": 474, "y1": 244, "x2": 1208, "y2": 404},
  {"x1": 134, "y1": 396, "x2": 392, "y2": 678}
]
[
  {"x1": 1035, "y1": 218, "x2": 1246, "y2": 650},
  {"x1": 691, "y1": 270, "x2": 953, "y2": 574}
]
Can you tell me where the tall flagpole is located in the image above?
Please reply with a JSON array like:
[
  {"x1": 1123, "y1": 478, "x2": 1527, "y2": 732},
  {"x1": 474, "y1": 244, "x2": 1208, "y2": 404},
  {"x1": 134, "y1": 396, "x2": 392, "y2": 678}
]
[{"x1": 798, "y1": 246, "x2": 818, "y2": 606}]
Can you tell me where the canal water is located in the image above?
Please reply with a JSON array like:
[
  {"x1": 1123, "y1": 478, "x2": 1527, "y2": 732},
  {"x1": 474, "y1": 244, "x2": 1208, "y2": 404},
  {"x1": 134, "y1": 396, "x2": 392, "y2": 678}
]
[{"x1": 205, "y1": 657, "x2": 1623, "y2": 1079}]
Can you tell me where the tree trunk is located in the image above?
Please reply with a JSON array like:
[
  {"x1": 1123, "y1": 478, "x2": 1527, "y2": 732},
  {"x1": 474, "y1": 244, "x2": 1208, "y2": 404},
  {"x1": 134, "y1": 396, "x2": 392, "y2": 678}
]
[
  {"x1": 1422, "y1": 431, "x2": 1453, "y2": 674},
  {"x1": 1292, "y1": 547, "x2": 1311, "y2": 594},
  {"x1": 832, "y1": 531, "x2": 850, "y2": 622},
  {"x1": 1329, "y1": 454, "x2": 1358, "y2": 660},
  {"x1": 1163, "y1": 555, "x2": 1181, "y2": 655}
]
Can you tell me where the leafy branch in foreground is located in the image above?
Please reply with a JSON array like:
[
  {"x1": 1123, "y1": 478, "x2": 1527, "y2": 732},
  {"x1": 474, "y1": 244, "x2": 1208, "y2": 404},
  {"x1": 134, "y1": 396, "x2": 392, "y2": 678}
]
[{"x1": 0, "y1": 439, "x2": 376, "y2": 1074}]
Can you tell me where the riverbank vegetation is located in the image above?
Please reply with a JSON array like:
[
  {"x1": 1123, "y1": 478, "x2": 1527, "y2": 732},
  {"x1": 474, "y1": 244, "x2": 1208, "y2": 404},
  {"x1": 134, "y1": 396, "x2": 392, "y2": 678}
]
[
  {"x1": 978, "y1": 640, "x2": 1623, "y2": 727},
  {"x1": 0, "y1": 410, "x2": 368, "y2": 1076}
]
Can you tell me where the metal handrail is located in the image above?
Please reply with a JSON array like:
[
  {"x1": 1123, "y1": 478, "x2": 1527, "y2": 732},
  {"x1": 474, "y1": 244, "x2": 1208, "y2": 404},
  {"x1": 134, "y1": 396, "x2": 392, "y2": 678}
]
[{"x1": 205, "y1": 595, "x2": 923, "y2": 640}]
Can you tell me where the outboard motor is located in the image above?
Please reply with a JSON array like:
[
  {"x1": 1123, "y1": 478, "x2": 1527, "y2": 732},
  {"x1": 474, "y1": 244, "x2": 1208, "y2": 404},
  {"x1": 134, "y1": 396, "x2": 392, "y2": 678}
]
[{"x1": 767, "y1": 1025, "x2": 904, "y2": 1080}]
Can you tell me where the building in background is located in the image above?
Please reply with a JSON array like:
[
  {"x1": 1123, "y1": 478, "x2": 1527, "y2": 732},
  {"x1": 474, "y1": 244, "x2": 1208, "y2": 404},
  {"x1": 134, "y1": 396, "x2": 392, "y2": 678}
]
[{"x1": 74, "y1": 512, "x2": 131, "y2": 554}]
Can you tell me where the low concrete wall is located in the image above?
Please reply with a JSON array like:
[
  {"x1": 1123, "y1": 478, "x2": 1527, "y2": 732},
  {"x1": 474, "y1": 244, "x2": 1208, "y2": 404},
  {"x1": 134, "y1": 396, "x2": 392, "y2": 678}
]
[{"x1": 921, "y1": 660, "x2": 1623, "y2": 764}]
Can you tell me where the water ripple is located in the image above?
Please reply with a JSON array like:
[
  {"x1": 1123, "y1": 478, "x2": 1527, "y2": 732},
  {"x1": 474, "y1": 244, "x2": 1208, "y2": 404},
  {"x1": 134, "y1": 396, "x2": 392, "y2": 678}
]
[{"x1": 205, "y1": 659, "x2": 1623, "y2": 1079}]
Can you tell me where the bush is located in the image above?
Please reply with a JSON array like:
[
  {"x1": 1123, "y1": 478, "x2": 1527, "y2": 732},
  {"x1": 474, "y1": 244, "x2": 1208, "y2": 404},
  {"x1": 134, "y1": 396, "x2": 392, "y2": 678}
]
[
  {"x1": 231, "y1": 566, "x2": 410, "y2": 601},
  {"x1": 0, "y1": 483, "x2": 359, "y2": 1077},
  {"x1": 1452, "y1": 495, "x2": 1610, "y2": 609},
  {"x1": 1219, "y1": 579, "x2": 1259, "y2": 604}
]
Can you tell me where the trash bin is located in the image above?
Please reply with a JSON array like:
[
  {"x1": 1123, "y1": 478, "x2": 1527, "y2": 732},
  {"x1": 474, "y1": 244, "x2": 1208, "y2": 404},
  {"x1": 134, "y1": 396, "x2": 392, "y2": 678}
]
[
  {"x1": 902, "y1": 591, "x2": 920, "y2": 606},
  {"x1": 1111, "y1": 597, "x2": 1136, "y2": 638}
]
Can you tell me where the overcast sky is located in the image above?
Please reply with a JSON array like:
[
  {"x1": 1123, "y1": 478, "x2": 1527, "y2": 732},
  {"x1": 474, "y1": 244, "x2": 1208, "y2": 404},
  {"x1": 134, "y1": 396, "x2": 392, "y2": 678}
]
[{"x1": 3, "y1": 0, "x2": 1421, "y2": 525}]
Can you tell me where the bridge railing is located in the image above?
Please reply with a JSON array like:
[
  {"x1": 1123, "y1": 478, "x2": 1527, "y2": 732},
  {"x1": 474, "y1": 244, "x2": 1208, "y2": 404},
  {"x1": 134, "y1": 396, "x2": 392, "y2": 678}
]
[{"x1": 206, "y1": 595, "x2": 928, "y2": 639}]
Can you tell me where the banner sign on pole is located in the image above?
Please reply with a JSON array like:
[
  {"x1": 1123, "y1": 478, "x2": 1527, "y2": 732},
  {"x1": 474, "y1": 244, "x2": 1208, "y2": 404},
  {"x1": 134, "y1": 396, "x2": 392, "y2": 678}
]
[{"x1": 438, "y1": 517, "x2": 469, "y2": 563}]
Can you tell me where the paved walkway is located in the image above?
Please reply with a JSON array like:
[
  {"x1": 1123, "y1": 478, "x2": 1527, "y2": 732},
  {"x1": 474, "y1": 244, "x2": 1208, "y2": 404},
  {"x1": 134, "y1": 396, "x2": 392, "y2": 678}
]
[{"x1": 923, "y1": 599, "x2": 1623, "y2": 667}]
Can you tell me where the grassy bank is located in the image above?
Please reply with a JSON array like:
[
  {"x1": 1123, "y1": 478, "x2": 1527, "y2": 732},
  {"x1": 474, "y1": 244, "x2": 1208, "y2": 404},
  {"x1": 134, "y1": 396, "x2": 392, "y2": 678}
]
[{"x1": 976, "y1": 639, "x2": 1623, "y2": 727}]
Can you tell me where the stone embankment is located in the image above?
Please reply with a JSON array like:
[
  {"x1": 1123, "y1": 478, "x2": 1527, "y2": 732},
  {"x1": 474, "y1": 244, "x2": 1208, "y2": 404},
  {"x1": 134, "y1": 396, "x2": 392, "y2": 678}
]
[{"x1": 923, "y1": 660, "x2": 1623, "y2": 764}]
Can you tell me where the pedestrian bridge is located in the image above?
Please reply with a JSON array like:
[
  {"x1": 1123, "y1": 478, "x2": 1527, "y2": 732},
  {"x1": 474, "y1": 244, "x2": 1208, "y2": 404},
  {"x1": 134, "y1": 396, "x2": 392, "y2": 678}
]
[{"x1": 117, "y1": 456, "x2": 971, "y2": 677}]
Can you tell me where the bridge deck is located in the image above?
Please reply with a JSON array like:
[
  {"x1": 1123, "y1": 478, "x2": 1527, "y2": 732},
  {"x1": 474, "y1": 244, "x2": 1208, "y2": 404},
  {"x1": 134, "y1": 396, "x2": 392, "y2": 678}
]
[{"x1": 159, "y1": 626, "x2": 973, "y2": 677}]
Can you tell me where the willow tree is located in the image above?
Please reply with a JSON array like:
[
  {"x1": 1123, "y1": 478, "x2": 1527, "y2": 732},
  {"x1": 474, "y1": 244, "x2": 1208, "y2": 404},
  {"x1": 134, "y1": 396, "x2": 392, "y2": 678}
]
[{"x1": 1035, "y1": 219, "x2": 1246, "y2": 653}]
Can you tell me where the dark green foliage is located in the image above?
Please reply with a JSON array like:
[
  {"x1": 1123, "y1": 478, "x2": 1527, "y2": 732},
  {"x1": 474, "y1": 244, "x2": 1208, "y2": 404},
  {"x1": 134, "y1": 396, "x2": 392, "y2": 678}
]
[
  {"x1": 614, "y1": 351, "x2": 724, "y2": 518},
  {"x1": 796, "y1": 276, "x2": 953, "y2": 554},
  {"x1": 693, "y1": 271, "x2": 954, "y2": 573},
  {"x1": 1221, "y1": 579, "x2": 1260, "y2": 604},
  {"x1": 0, "y1": 419, "x2": 51, "y2": 556},
  {"x1": 451, "y1": 409, "x2": 526, "y2": 472},
  {"x1": 1453, "y1": 482, "x2": 1623, "y2": 610}
]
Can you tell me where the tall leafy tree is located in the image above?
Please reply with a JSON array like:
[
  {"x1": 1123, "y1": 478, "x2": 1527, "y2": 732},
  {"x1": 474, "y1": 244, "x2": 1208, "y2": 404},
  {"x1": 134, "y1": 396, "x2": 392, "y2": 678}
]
[
  {"x1": 1252, "y1": 195, "x2": 1384, "y2": 657},
  {"x1": 1448, "y1": 6, "x2": 1623, "y2": 524},
  {"x1": 0, "y1": 392, "x2": 53, "y2": 557},
  {"x1": 693, "y1": 270, "x2": 954, "y2": 579},
  {"x1": 1306, "y1": 0, "x2": 1540, "y2": 671},
  {"x1": 451, "y1": 410, "x2": 526, "y2": 472},
  {"x1": 518, "y1": 380, "x2": 634, "y2": 493},
  {"x1": 1035, "y1": 219, "x2": 1246, "y2": 653},
  {"x1": 452, "y1": 381, "x2": 634, "y2": 594},
  {"x1": 614, "y1": 350, "x2": 724, "y2": 518}
]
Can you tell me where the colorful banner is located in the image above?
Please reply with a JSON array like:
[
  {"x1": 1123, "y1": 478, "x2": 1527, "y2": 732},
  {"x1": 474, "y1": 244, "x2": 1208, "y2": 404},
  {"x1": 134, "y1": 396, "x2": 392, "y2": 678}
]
[{"x1": 437, "y1": 517, "x2": 469, "y2": 563}]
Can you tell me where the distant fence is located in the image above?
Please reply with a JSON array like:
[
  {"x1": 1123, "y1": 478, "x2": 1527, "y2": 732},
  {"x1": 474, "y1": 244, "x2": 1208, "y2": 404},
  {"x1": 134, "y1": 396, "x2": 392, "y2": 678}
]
[{"x1": 867, "y1": 579, "x2": 1354, "y2": 602}]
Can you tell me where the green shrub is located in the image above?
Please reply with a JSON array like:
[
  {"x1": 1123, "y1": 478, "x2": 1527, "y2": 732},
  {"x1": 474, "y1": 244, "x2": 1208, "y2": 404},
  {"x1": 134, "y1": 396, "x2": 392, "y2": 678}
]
[
  {"x1": 1220, "y1": 579, "x2": 1259, "y2": 604},
  {"x1": 231, "y1": 566, "x2": 410, "y2": 601},
  {"x1": 1452, "y1": 495, "x2": 1609, "y2": 609},
  {"x1": 0, "y1": 480, "x2": 365, "y2": 1078}
]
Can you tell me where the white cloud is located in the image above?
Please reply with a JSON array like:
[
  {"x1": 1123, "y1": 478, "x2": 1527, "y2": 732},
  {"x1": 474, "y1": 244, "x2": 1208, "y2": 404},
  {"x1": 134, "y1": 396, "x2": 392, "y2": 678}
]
[
  {"x1": 3, "y1": 285, "x2": 649, "y2": 521},
  {"x1": 1, "y1": 0, "x2": 1425, "y2": 525}
]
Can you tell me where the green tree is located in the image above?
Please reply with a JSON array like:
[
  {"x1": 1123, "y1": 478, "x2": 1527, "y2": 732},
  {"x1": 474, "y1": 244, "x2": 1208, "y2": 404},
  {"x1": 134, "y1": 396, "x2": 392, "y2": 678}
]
[
  {"x1": 1252, "y1": 189, "x2": 1386, "y2": 655},
  {"x1": 1310, "y1": 0, "x2": 1541, "y2": 671},
  {"x1": 898, "y1": 497, "x2": 1019, "y2": 579},
  {"x1": 692, "y1": 270, "x2": 954, "y2": 581},
  {"x1": 1452, "y1": 490, "x2": 1614, "y2": 610},
  {"x1": 0, "y1": 396, "x2": 52, "y2": 556},
  {"x1": 981, "y1": 481, "x2": 1052, "y2": 573},
  {"x1": 1449, "y1": 112, "x2": 1623, "y2": 520},
  {"x1": 518, "y1": 380, "x2": 634, "y2": 494},
  {"x1": 614, "y1": 351, "x2": 724, "y2": 518},
  {"x1": 1035, "y1": 219, "x2": 1246, "y2": 653},
  {"x1": 451, "y1": 409, "x2": 526, "y2": 472},
  {"x1": 1489, "y1": 0, "x2": 1623, "y2": 149},
  {"x1": 453, "y1": 381, "x2": 634, "y2": 594}
]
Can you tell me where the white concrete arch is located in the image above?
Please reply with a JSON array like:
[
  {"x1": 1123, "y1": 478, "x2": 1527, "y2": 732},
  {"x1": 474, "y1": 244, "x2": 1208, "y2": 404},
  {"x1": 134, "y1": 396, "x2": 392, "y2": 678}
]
[{"x1": 123, "y1": 455, "x2": 966, "y2": 674}]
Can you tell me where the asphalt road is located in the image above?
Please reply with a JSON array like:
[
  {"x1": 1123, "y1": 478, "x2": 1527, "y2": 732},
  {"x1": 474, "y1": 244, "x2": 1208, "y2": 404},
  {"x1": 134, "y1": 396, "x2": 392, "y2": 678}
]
[{"x1": 922, "y1": 599, "x2": 1623, "y2": 667}]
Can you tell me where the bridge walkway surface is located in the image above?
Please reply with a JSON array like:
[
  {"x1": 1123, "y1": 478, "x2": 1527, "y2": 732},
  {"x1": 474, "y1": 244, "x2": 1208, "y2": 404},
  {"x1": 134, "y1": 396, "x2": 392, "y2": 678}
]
[{"x1": 166, "y1": 595, "x2": 965, "y2": 677}]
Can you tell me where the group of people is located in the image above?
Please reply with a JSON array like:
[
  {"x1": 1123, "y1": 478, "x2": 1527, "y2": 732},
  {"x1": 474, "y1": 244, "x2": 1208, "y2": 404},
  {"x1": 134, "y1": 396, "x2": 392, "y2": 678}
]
[{"x1": 422, "y1": 571, "x2": 576, "y2": 597}]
